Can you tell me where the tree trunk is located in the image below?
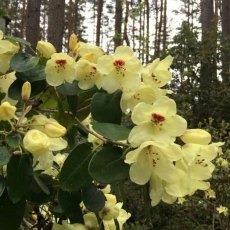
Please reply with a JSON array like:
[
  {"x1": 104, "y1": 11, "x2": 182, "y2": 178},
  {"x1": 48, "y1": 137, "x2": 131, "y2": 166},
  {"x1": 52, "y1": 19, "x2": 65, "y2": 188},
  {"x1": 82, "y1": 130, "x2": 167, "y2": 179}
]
[
  {"x1": 26, "y1": 0, "x2": 42, "y2": 51},
  {"x1": 114, "y1": 0, "x2": 123, "y2": 49},
  {"x1": 162, "y1": 0, "x2": 167, "y2": 53},
  {"x1": 221, "y1": 0, "x2": 230, "y2": 85},
  {"x1": 145, "y1": 0, "x2": 150, "y2": 63},
  {"x1": 123, "y1": 0, "x2": 130, "y2": 46},
  {"x1": 47, "y1": 0, "x2": 65, "y2": 52},
  {"x1": 96, "y1": 0, "x2": 103, "y2": 46}
]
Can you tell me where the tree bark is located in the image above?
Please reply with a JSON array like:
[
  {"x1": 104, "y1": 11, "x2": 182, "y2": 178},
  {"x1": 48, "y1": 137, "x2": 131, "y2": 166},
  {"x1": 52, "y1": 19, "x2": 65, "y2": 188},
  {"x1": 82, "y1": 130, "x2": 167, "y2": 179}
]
[
  {"x1": 114, "y1": 0, "x2": 123, "y2": 49},
  {"x1": 47, "y1": 0, "x2": 65, "y2": 52},
  {"x1": 26, "y1": 0, "x2": 42, "y2": 51},
  {"x1": 96, "y1": 0, "x2": 103, "y2": 46}
]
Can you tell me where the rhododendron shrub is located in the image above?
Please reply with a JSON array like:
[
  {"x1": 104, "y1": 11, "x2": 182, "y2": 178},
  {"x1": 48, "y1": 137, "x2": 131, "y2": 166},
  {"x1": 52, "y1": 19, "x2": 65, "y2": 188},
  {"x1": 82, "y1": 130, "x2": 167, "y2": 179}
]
[{"x1": 0, "y1": 31, "x2": 223, "y2": 230}]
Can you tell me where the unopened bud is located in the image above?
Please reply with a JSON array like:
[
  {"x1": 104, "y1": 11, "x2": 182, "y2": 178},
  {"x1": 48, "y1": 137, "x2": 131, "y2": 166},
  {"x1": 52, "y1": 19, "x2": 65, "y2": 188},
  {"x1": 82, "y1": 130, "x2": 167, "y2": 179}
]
[
  {"x1": 82, "y1": 53, "x2": 94, "y2": 62},
  {"x1": 180, "y1": 129, "x2": 211, "y2": 145},
  {"x1": 44, "y1": 122, "x2": 66, "y2": 138},
  {"x1": 21, "y1": 81, "x2": 31, "y2": 101},
  {"x1": 0, "y1": 102, "x2": 16, "y2": 120},
  {"x1": 36, "y1": 41, "x2": 56, "y2": 59},
  {"x1": 69, "y1": 33, "x2": 78, "y2": 51}
]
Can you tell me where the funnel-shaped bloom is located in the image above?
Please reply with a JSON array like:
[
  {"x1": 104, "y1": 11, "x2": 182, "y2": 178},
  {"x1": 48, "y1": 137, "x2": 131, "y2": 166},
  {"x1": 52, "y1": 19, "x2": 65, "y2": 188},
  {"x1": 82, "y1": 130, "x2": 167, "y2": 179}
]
[
  {"x1": 45, "y1": 53, "x2": 76, "y2": 87},
  {"x1": 125, "y1": 141, "x2": 183, "y2": 185},
  {"x1": 120, "y1": 82, "x2": 167, "y2": 112},
  {"x1": 75, "y1": 58, "x2": 100, "y2": 89},
  {"x1": 97, "y1": 46, "x2": 142, "y2": 93},
  {"x1": 0, "y1": 101, "x2": 16, "y2": 120},
  {"x1": 142, "y1": 55, "x2": 173, "y2": 88},
  {"x1": 128, "y1": 96, "x2": 187, "y2": 147}
]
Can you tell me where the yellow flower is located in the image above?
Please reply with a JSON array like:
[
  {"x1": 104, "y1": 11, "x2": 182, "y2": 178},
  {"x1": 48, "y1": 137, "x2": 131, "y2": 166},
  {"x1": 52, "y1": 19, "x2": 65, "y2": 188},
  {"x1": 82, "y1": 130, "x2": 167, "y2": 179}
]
[
  {"x1": 217, "y1": 205, "x2": 228, "y2": 216},
  {"x1": 166, "y1": 142, "x2": 223, "y2": 197},
  {"x1": 0, "y1": 101, "x2": 16, "y2": 120},
  {"x1": 125, "y1": 141, "x2": 183, "y2": 185},
  {"x1": 75, "y1": 58, "x2": 100, "y2": 90},
  {"x1": 97, "y1": 46, "x2": 142, "y2": 93},
  {"x1": 0, "y1": 72, "x2": 17, "y2": 104},
  {"x1": 180, "y1": 129, "x2": 211, "y2": 145},
  {"x1": 120, "y1": 82, "x2": 167, "y2": 112},
  {"x1": 0, "y1": 35, "x2": 19, "y2": 74},
  {"x1": 142, "y1": 55, "x2": 173, "y2": 88},
  {"x1": 128, "y1": 96, "x2": 187, "y2": 147},
  {"x1": 78, "y1": 42, "x2": 104, "y2": 63},
  {"x1": 30, "y1": 114, "x2": 66, "y2": 138},
  {"x1": 205, "y1": 188, "x2": 216, "y2": 199},
  {"x1": 36, "y1": 41, "x2": 56, "y2": 59},
  {"x1": 45, "y1": 53, "x2": 76, "y2": 87},
  {"x1": 177, "y1": 197, "x2": 186, "y2": 204},
  {"x1": 216, "y1": 157, "x2": 229, "y2": 168},
  {"x1": 23, "y1": 129, "x2": 67, "y2": 170}
]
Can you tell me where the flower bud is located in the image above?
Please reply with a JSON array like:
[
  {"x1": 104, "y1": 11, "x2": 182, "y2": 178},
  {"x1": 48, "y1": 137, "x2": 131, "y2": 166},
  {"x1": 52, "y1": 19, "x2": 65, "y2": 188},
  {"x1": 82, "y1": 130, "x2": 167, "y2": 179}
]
[
  {"x1": 180, "y1": 129, "x2": 211, "y2": 145},
  {"x1": 69, "y1": 33, "x2": 78, "y2": 51},
  {"x1": 44, "y1": 122, "x2": 66, "y2": 138},
  {"x1": 0, "y1": 102, "x2": 16, "y2": 120},
  {"x1": 23, "y1": 129, "x2": 50, "y2": 156},
  {"x1": 36, "y1": 41, "x2": 56, "y2": 59},
  {"x1": 21, "y1": 81, "x2": 31, "y2": 101}
]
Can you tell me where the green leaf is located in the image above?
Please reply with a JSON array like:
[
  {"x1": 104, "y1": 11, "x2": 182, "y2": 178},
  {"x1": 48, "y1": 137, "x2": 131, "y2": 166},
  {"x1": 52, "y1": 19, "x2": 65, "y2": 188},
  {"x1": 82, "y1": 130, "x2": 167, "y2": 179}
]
[
  {"x1": 0, "y1": 190, "x2": 26, "y2": 230},
  {"x1": 91, "y1": 90, "x2": 122, "y2": 124},
  {"x1": 8, "y1": 79, "x2": 46, "y2": 100},
  {"x1": 5, "y1": 35, "x2": 31, "y2": 46},
  {"x1": 0, "y1": 176, "x2": 5, "y2": 197},
  {"x1": 60, "y1": 143, "x2": 93, "y2": 192},
  {"x1": 92, "y1": 122, "x2": 130, "y2": 141},
  {"x1": 26, "y1": 173, "x2": 54, "y2": 204},
  {"x1": 15, "y1": 64, "x2": 45, "y2": 82},
  {"x1": 89, "y1": 145, "x2": 129, "y2": 183},
  {"x1": 10, "y1": 53, "x2": 39, "y2": 72},
  {"x1": 82, "y1": 183, "x2": 105, "y2": 212},
  {"x1": 6, "y1": 133, "x2": 22, "y2": 149},
  {"x1": 0, "y1": 146, "x2": 10, "y2": 166},
  {"x1": 58, "y1": 189, "x2": 84, "y2": 224},
  {"x1": 7, "y1": 154, "x2": 33, "y2": 203}
]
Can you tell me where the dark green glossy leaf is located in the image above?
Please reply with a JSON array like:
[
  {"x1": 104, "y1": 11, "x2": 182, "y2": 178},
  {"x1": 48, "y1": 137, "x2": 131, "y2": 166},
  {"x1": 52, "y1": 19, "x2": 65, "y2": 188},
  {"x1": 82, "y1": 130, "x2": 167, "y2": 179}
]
[
  {"x1": 82, "y1": 183, "x2": 105, "y2": 212},
  {"x1": 91, "y1": 90, "x2": 122, "y2": 124},
  {"x1": 7, "y1": 154, "x2": 33, "y2": 203},
  {"x1": 92, "y1": 122, "x2": 130, "y2": 141},
  {"x1": 6, "y1": 133, "x2": 22, "y2": 149},
  {"x1": 15, "y1": 64, "x2": 45, "y2": 82},
  {"x1": 8, "y1": 79, "x2": 46, "y2": 100},
  {"x1": 0, "y1": 191, "x2": 26, "y2": 230},
  {"x1": 89, "y1": 145, "x2": 129, "y2": 183},
  {"x1": 0, "y1": 146, "x2": 10, "y2": 166},
  {"x1": 26, "y1": 173, "x2": 54, "y2": 204},
  {"x1": 58, "y1": 189, "x2": 84, "y2": 224},
  {"x1": 10, "y1": 53, "x2": 38, "y2": 72},
  {"x1": 60, "y1": 143, "x2": 93, "y2": 192},
  {"x1": 0, "y1": 176, "x2": 5, "y2": 197},
  {"x1": 5, "y1": 35, "x2": 31, "y2": 46},
  {"x1": 0, "y1": 92, "x2": 6, "y2": 101}
]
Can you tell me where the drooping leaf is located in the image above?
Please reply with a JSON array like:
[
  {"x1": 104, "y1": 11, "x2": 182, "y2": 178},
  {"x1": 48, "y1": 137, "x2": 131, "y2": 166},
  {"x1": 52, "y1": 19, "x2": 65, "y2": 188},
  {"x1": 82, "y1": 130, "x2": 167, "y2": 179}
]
[
  {"x1": 89, "y1": 145, "x2": 129, "y2": 183},
  {"x1": 91, "y1": 90, "x2": 122, "y2": 124},
  {"x1": 0, "y1": 146, "x2": 10, "y2": 166},
  {"x1": 92, "y1": 122, "x2": 130, "y2": 141},
  {"x1": 60, "y1": 143, "x2": 93, "y2": 192},
  {"x1": 82, "y1": 183, "x2": 105, "y2": 212},
  {"x1": 0, "y1": 191, "x2": 26, "y2": 230},
  {"x1": 58, "y1": 189, "x2": 84, "y2": 224},
  {"x1": 10, "y1": 53, "x2": 39, "y2": 72},
  {"x1": 7, "y1": 154, "x2": 33, "y2": 203},
  {"x1": 5, "y1": 35, "x2": 31, "y2": 46}
]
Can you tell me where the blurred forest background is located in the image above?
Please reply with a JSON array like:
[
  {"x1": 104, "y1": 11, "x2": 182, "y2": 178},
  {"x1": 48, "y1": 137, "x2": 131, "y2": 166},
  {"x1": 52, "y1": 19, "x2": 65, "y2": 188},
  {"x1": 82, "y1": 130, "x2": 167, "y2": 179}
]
[{"x1": 1, "y1": 0, "x2": 230, "y2": 229}]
